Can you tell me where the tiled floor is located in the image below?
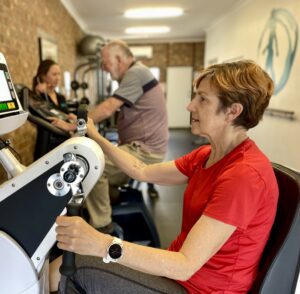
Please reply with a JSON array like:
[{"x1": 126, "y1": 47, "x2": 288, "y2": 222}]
[{"x1": 141, "y1": 129, "x2": 207, "y2": 249}]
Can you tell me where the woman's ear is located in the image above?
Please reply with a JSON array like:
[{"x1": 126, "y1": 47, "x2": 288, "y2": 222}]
[{"x1": 226, "y1": 103, "x2": 243, "y2": 122}]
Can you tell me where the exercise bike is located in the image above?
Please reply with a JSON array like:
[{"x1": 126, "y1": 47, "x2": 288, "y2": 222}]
[{"x1": 0, "y1": 53, "x2": 105, "y2": 293}]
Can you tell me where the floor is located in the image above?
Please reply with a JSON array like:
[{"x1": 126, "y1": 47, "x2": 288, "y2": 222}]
[{"x1": 140, "y1": 129, "x2": 207, "y2": 249}]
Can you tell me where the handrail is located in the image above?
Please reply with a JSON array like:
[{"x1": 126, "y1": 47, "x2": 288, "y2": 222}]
[{"x1": 265, "y1": 108, "x2": 295, "y2": 120}]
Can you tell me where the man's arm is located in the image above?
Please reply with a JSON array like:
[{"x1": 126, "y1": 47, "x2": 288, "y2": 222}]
[
  {"x1": 89, "y1": 96, "x2": 124, "y2": 124},
  {"x1": 50, "y1": 97, "x2": 124, "y2": 132}
]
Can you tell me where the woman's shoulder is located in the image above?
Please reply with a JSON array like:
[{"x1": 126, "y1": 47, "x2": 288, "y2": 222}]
[
  {"x1": 186, "y1": 144, "x2": 211, "y2": 161},
  {"x1": 222, "y1": 140, "x2": 276, "y2": 188},
  {"x1": 175, "y1": 145, "x2": 211, "y2": 174}
]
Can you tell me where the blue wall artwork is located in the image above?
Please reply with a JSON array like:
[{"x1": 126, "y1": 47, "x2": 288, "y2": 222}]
[{"x1": 257, "y1": 9, "x2": 298, "y2": 95}]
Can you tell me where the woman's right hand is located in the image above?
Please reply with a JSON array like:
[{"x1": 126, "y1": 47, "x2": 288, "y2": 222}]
[{"x1": 86, "y1": 118, "x2": 102, "y2": 141}]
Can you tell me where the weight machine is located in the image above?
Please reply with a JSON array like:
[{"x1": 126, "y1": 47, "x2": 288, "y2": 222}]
[{"x1": 68, "y1": 35, "x2": 106, "y2": 114}]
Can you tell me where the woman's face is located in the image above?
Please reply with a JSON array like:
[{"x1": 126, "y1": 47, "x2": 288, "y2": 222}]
[
  {"x1": 187, "y1": 77, "x2": 228, "y2": 139},
  {"x1": 43, "y1": 64, "x2": 61, "y2": 89}
]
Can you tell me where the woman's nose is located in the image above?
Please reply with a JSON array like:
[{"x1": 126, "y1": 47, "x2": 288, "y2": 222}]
[{"x1": 186, "y1": 100, "x2": 194, "y2": 112}]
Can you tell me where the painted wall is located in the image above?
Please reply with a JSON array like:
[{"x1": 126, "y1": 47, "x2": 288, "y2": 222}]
[{"x1": 205, "y1": 0, "x2": 300, "y2": 171}]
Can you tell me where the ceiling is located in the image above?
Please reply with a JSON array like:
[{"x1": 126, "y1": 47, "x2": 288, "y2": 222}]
[{"x1": 61, "y1": 0, "x2": 247, "y2": 43}]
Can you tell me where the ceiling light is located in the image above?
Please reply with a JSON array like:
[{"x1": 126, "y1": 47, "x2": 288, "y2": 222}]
[
  {"x1": 124, "y1": 7, "x2": 183, "y2": 19},
  {"x1": 125, "y1": 26, "x2": 170, "y2": 34}
]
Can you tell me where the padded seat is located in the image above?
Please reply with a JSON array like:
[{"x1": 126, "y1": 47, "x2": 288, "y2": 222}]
[{"x1": 250, "y1": 163, "x2": 300, "y2": 293}]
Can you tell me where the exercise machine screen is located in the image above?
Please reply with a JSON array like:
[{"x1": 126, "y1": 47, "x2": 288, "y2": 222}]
[{"x1": 0, "y1": 63, "x2": 19, "y2": 115}]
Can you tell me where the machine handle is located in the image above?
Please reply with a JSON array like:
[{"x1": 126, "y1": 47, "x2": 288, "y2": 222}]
[
  {"x1": 59, "y1": 202, "x2": 82, "y2": 276},
  {"x1": 76, "y1": 103, "x2": 88, "y2": 136},
  {"x1": 77, "y1": 103, "x2": 88, "y2": 122}
]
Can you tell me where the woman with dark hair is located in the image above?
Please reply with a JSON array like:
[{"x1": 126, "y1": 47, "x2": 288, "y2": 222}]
[
  {"x1": 50, "y1": 60, "x2": 278, "y2": 293},
  {"x1": 31, "y1": 60, "x2": 72, "y2": 159},
  {"x1": 32, "y1": 59, "x2": 68, "y2": 114}
]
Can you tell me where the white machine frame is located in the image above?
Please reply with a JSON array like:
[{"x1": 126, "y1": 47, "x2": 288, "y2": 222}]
[{"x1": 0, "y1": 53, "x2": 105, "y2": 293}]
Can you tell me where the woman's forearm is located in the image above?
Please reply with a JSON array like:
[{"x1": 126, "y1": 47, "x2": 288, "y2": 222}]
[
  {"x1": 91, "y1": 132, "x2": 149, "y2": 182},
  {"x1": 56, "y1": 216, "x2": 199, "y2": 281},
  {"x1": 117, "y1": 241, "x2": 197, "y2": 281},
  {"x1": 87, "y1": 120, "x2": 187, "y2": 185}
]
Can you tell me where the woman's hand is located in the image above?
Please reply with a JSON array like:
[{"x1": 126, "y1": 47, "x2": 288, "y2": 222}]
[
  {"x1": 49, "y1": 117, "x2": 76, "y2": 132},
  {"x1": 56, "y1": 216, "x2": 111, "y2": 257},
  {"x1": 67, "y1": 113, "x2": 77, "y2": 122},
  {"x1": 86, "y1": 117, "x2": 101, "y2": 140}
]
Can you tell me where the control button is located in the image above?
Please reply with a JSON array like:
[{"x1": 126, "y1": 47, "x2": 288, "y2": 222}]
[
  {"x1": 8, "y1": 81, "x2": 13, "y2": 89},
  {"x1": 7, "y1": 102, "x2": 15, "y2": 109},
  {"x1": 0, "y1": 103, "x2": 8, "y2": 111},
  {"x1": 4, "y1": 71, "x2": 10, "y2": 79}
]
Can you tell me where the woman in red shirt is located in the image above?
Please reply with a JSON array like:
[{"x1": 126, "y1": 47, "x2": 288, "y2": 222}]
[{"x1": 50, "y1": 60, "x2": 278, "y2": 294}]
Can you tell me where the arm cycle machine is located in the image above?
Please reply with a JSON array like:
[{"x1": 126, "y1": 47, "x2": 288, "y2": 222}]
[{"x1": 0, "y1": 53, "x2": 105, "y2": 293}]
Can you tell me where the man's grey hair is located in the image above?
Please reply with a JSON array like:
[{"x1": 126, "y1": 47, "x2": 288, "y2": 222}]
[{"x1": 105, "y1": 40, "x2": 134, "y2": 58}]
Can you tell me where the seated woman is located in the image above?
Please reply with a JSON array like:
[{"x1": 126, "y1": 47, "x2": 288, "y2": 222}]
[
  {"x1": 31, "y1": 60, "x2": 75, "y2": 158},
  {"x1": 50, "y1": 60, "x2": 278, "y2": 293}
]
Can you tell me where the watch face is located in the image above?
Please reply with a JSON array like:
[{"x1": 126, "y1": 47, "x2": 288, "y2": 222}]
[{"x1": 109, "y1": 243, "x2": 122, "y2": 259}]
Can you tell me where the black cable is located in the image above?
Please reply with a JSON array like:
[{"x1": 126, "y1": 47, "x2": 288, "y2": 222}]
[{"x1": 0, "y1": 137, "x2": 22, "y2": 163}]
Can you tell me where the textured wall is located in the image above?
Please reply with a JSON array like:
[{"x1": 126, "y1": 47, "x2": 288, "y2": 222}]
[
  {"x1": 0, "y1": 0, "x2": 84, "y2": 183},
  {"x1": 0, "y1": 0, "x2": 84, "y2": 86},
  {"x1": 131, "y1": 42, "x2": 205, "y2": 82}
]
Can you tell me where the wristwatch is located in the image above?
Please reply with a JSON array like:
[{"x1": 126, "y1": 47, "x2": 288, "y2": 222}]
[{"x1": 103, "y1": 237, "x2": 123, "y2": 263}]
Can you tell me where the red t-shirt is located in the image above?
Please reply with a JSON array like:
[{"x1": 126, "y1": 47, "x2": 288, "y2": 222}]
[{"x1": 170, "y1": 139, "x2": 278, "y2": 293}]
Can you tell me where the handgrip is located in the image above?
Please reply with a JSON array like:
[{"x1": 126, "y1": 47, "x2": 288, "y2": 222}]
[
  {"x1": 59, "y1": 202, "x2": 82, "y2": 276},
  {"x1": 76, "y1": 103, "x2": 88, "y2": 136},
  {"x1": 77, "y1": 103, "x2": 88, "y2": 122}
]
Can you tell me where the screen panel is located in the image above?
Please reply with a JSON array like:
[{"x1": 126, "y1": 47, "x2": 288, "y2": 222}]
[{"x1": 0, "y1": 63, "x2": 19, "y2": 114}]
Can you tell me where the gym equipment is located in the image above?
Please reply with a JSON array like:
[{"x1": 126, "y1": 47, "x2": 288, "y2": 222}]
[
  {"x1": 112, "y1": 186, "x2": 161, "y2": 248},
  {"x1": 73, "y1": 35, "x2": 107, "y2": 104},
  {"x1": 72, "y1": 35, "x2": 105, "y2": 102},
  {"x1": 16, "y1": 87, "x2": 71, "y2": 160},
  {"x1": 14, "y1": 84, "x2": 69, "y2": 139},
  {"x1": 77, "y1": 35, "x2": 105, "y2": 57},
  {"x1": 0, "y1": 53, "x2": 105, "y2": 293},
  {"x1": 129, "y1": 179, "x2": 160, "y2": 199}
]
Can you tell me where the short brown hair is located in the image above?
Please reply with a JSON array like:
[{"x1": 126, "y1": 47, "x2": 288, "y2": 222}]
[{"x1": 195, "y1": 60, "x2": 274, "y2": 129}]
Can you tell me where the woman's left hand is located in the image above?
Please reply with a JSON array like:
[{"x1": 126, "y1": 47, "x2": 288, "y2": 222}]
[
  {"x1": 49, "y1": 117, "x2": 76, "y2": 133},
  {"x1": 56, "y1": 216, "x2": 110, "y2": 256},
  {"x1": 67, "y1": 113, "x2": 77, "y2": 121}
]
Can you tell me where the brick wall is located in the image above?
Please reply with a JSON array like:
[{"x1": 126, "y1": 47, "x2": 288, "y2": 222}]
[
  {"x1": 130, "y1": 42, "x2": 205, "y2": 82},
  {"x1": 0, "y1": 0, "x2": 84, "y2": 183},
  {"x1": 0, "y1": 1, "x2": 205, "y2": 184}
]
